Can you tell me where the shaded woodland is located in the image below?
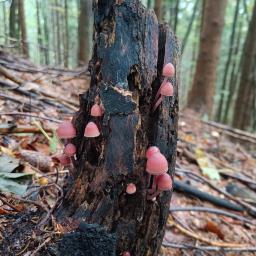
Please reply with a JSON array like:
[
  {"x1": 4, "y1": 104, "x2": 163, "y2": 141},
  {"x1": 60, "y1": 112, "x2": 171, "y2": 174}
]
[
  {"x1": 0, "y1": 0, "x2": 256, "y2": 131},
  {"x1": 0, "y1": 0, "x2": 256, "y2": 256}
]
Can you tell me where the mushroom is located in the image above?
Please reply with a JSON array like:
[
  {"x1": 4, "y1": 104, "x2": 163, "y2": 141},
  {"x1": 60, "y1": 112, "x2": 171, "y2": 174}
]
[
  {"x1": 146, "y1": 152, "x2": 168, "y2": 176},
  {"x1": 84, "y1": 121, "x2": 100, "y2": 138},
  {"x1": 155, "y1": 62, "x2": 175, "y2": 100},
  {"x1": 91, "y1": 104, "x2": 104, "y2": 117},
  {"x1": 146, "y1": 146, "x2": 160, "y2": 159},
  {"x1": 162, "y1": 62, "x2": 175, "y2": 77},
  {"x1": 153, "y1": 82, "x2": 173, "y2": 112},
  {"x1": 64, "y1": 143, "x2": 76, "y2": 157},
  {"x1": 147, "y1": 173, "x2": 172, "y2": 200},
  {"x1": 56, "y1": 121, "x2": 76, "y2": 139},
  {"x1": 122, "y1": 252, "x2": 131, "y2": 256},
  {"x1": 126, "y1": 183, "x2": 136, "y2": 194}
]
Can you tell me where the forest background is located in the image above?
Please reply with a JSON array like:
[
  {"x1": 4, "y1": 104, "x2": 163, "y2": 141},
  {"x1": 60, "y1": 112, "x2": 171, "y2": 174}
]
[{"x1": 0, "y1": 0, "x2": 255, "y2": 131}]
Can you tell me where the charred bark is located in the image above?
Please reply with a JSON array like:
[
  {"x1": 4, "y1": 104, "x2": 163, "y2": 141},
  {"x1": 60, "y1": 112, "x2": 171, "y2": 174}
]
[{"x1": 56, "y1": 1, "x2": 179, "y2": 255}]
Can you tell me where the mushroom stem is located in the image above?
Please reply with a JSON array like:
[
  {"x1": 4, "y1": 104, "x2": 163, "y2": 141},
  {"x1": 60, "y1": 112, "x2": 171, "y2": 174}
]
[
  {"x1": 152, "y1": 96, "x2": 163, "y2": 112},
  {"x1": 148, "y1": 176, "x2": 157, "y2": 194},
  {"x1": 155, "y1": 78, "x2": 167, "y2": 102},
  {"x1": 147, "y1": 190, "x2": 161, "y2": 200}
]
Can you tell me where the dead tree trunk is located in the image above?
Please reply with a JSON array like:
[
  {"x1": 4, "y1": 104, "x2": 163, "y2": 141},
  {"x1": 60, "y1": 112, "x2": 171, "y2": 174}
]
[{"x1": 56, "y1": 1, "x2": 179, "y2": 255}]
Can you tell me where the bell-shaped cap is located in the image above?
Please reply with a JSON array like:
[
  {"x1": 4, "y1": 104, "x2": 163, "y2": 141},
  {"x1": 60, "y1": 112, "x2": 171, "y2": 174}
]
[
  {"x1": 157, "y1": 173, "x2": 172, "y2": 191},
  {"x1": 146, "y1": 152, "x2": 168, "y2": 175},
  {"x1": 160, "y1": 82, "x2": 173, "y2": 97},
  {"x1": 162, "y1": 63, "x2": 175, "y2": 77},
  {"x1": 146, "y1": 146, "x2": 160, "y2": 159},
  {"x1": 84, "y1": 122, "x2": 100, "y2": 138},
  {"x1": 56, "y1": 121, "x2": 76, "y2": 139},
  {"x1": 64, "y1": 143, "x2": 76, "y2": 157},
  {"x1": 91, "y1": 104, "x2": 103, "y2": 117}
]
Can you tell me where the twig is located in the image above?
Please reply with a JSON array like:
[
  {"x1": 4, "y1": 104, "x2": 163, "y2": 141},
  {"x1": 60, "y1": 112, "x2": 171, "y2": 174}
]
[
  {"x1": 0, "y1": 112, "x2": 61, "y2": 123},
  {"x1": 219, "y1": 170, "x2": 256, "y2": 186},
  {"x1": 180, "y1": 113, "x2": 256, "y2": 144},
  {"x1": 176, "y1": 167, "x2": 256, "y2": 215},
  {"x1": 168, "y1": 221, "x2": 249, "y2": 247},
  {"x1": 0, "y1": 195, "x2": 21, "y2": 212},
  {"x1": 162, "y1": 242, "x2": 256, "y2": 252},
  {"x1": 169, "y1": 206, "x2": 256, "y2": 225},
  {"x1": 0, "y1": 124, "x2": 53, "y2": 134},
  {"x1": 30, "y1": 236, "x2": 51, "y2": 256}
]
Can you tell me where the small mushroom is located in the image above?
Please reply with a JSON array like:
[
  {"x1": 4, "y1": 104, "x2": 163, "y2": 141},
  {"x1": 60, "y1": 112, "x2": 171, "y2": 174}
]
[
  {"x1": 153, "y1": 82, "x2": 173, "y2": 112},
  {"x1": 64, "y1": 143, "x2": 76, "y2": 157},
  {"x1": 148, "y1": 173, "x2": 172, "y2": 200},
  {"x1": 84, "y1": 122, "x2": 100, "y2": 138},
  {"x1": 162, "y1": 63, "x2": 175, "y2": 77},
  {"x1": 146, "y1": 146, "x2": 160, "y2": 159},
  {"x1": 126, "y1": 183, "x2": 136, "y2": 194},
  {"x1": 56, "y1": 121, "x2": 76, "y2": 139},
  {"x1": 91, "y1": 104, "x2": 104, "y2": 117},
  {"x1": 155, "y1": 63, "x2": 175, "y2": 100},
  {"x1": 146, "y1": 152, "x2": 168, "y2": 176}
]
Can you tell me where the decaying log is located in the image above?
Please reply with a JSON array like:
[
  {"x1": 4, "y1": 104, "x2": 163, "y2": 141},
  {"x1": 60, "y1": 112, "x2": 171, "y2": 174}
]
[{"x1": 55, "y1": 1, "x2": 179, "y2": 255}]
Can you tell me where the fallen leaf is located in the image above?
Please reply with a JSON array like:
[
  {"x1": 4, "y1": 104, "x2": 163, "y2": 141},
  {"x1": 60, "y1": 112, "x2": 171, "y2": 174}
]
[
  {"x1": 202, "y1": 221, "x2": 224, "y2": 240},
  {"x1": 0, "y1": 155, "x2": 20, "y2": 173}
]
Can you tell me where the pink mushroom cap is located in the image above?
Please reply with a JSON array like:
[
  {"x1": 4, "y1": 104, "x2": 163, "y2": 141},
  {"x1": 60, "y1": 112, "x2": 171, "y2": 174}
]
[
  {"x1": 91, "y1": 104, "x2": 103, "y2": 117},
  {"x1": 64, "y1": 143, "x2": 76, "y2": 157},
  {"x1": 122, "y1": 252, "x2": 131, "y2": 256},
  {"x1": 157, "y1": 173, "x2": 173, "y2": 191},
  {"x1": 160, "y1": 82, "x2": 173, "y2": 97},
  {"x1": 162, "y1": 63, "x2": 175, "y2": 77},
  {"x1": 146, "y1": 152, "x2": 168, "y2": 175},
  {"x1": 126, "y1": 183, "x2": 136, "y2": 194},
  {"x1": 84, "y1": 122, "x2": 100, "y2": 138},
  {"x1": 146, "y1": 146, "x2": 160, "y2": 159},
  {"x1": 56, "y1": 121, "x2": 76, "y2": 139}
]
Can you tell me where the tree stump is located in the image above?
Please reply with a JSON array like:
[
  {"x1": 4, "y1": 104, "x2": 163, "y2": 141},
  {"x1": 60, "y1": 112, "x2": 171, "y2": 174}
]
[{"x1": 56, "y1": 1, "x2": 179, "y2": 255}]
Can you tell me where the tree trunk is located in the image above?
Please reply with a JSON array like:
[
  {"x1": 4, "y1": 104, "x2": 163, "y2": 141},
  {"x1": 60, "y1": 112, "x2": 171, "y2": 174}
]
[
  {"x1": 55, "y1": 0, "x2": 62, "y2": 65},
  {"x1": 42, "y1": 0, "x2": 49, "y2": 65},
  {"x1": 187, "y1": 0, "x2": 227, "y2": 116},
  {"x1": 223, "y1": 20, "x2": 243, "y2": 124},
  {"x1": 216, "y1": 0, "x2": 240, "y2": 122},
  {"x1": 232, "y1": 0, "x2": 256, "y2": 130},
  {"x1": 9, "y1": 0, "x2": 18, "y2": 41},
  {"x1": 181, "y1": 0, "x2": 200, "y2": 53},
  {"x1": 77, "y1": 0, "x2": 92, "y2": 66},
  {"x1": 36, "y1": 0, "x2": 43, "y2": 63},
  {"x1": 173, "y1": 0, "x2": 180, "y2": 33},
  {"x1": 56, "y1": 1, "x2": 179, "y2": 255},
  {"x1": 17, "y1": 0, "x2": 29, "y2": 57},
  {"x1": 64, "y1": 0, "x2": 69, "y2": 68},
  {"x1": 154, "y1": 0, "x2": 162, "y2": 21}
]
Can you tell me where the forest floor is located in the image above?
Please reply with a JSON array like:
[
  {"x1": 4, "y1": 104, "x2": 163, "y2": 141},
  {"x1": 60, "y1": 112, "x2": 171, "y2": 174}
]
[{"x1": 0, "y1": 51, "x2": 256, "y2": 256}]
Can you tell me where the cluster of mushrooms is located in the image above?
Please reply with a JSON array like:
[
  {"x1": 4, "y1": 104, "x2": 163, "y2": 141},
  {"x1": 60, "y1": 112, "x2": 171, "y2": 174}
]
[
  {"x1": 55, "y1": 62, "x2": 175, "y2": 200},
  {"x1": 55, "y1": 63, "x2": 175, "y2": 256}
]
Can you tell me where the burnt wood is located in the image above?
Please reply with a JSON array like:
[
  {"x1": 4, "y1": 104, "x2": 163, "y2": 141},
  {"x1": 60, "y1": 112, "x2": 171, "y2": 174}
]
[{"x1": 56, "y1": 1, "x2": 179, "y2": 255}]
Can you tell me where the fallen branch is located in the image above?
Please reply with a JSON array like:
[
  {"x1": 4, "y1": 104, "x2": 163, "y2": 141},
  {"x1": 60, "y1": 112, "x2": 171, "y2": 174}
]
[
  {"x1": 30, "y1": 236, "x2": 51, "y2": 256},
  {"x1": 19, "y1": 150, "x2": 54, "y2": 172},
  {"x1": 0, "y1": 195, "x2": 21, "y2": 212},
  {"x1": 176, "y1": 166, "x2": 256, "y2": 216},
  {"x1": 0, "y1": 124, "x2": 53, "y2": 135},
  {"x1": 162, "y1": 242, "x2": 256, "y2": 253},
  {"x1": 173, "y1": 180, "x2": 243, "y2": 212},
  {"x1": 0, "y1": 64, "x2": 78, "y2": 110},
  {"x1": 0, "y1": 112, "x2": 61, "y2": 123},
  {"x1": 168, "y1": 220, "x2": 249, "y2": 247},
  {"x1": 169, "y1": 206, "x2": 256, "y2": 225}
]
